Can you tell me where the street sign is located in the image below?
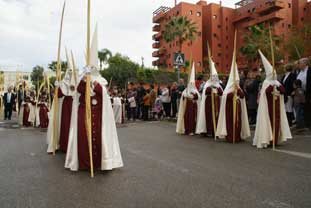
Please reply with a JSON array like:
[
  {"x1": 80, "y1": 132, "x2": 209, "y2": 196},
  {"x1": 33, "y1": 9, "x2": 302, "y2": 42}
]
[{"x1": 174, "y1": 53, "x2": 185, "y2": 66}]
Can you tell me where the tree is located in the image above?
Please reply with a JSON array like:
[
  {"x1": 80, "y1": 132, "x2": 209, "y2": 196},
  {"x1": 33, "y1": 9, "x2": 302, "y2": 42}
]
[
  {"x1": 163, "y1": 16, "x2": 199, "y2": 52},
  {"x1": 30, "y1": 65, "x2": 44, "y2": 90},
  {"x1": 98, "y1": 48, "x2": 112, "y2": 70},
  {"x1": 286, "y1": 24, "x2": 311, "y2": 61},
  {"x1": 100, "y1": 53, "x2": 140, "y2": 87},
  {"x1": 240, "y1": 24, "x2": 283, "y2": 69},
  {"x1": 48, "y1": 61, "x2": 68, "y2": 72}
]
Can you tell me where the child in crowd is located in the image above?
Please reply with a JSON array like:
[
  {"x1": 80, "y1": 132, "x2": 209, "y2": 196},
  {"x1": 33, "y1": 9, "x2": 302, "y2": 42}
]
[
  {"x1": 153, "y1": 96, "x2": 163, "y2": 120},
  {"x1": 292, "y1": 79, "x2": 305, "y2": 129}
]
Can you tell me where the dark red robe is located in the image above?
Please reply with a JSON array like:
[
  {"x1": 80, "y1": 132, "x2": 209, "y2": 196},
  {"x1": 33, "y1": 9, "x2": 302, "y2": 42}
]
[
  {"x1": 266, "y1": 85, "x2": 285, "y2": 145},
  {"x1": 184, "y1": 93, "x2": 198, "y2": 135},
  {"x1": 58, "y1": 88, "x2": 73, "y2": 153},
  {"x1": 205, "y1": 87, "x2": 223, "y2": 136},
  {"x1": 77, "y1": 81, "x2": 102, "y2": 170},
  {"x1": 38, "y1": 103, "x2": 49, "y2": 128},
  {"x1": 22, "y1": 102, "x2": 31, "y2": 127},
  {"x1": 225, "y1": 89, "x2": 245, "y2": 143}
]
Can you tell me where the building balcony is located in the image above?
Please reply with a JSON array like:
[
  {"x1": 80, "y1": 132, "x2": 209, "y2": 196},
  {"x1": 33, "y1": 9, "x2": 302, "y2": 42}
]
[
  {"x1": 257, "y1": 0, "x2": 286, "y2": 15},
  {"x1": 152, "y1": 33, "x2": 162, "y2": 41},
  {"x1": 233, "y1": 12, "x2": 252, "y2": 23},
  {"x1": 240, "y1": 12, "x2": 284, "y2": 28},
  {"x1": 153, "y1": 6, "x2": 170, "y2": 23},
  {"x1": 152, "y1": 42, "x2": 160, "y2": 49},
  {"x1": 152, "y1": 25, "x2": 161, "y2": 32},
  {"x1": 152, "y1": 49, "x2": 166, "y2": 57},
  {"x1": 152, "y1": 59, "x2": 165, "y2": 66}
]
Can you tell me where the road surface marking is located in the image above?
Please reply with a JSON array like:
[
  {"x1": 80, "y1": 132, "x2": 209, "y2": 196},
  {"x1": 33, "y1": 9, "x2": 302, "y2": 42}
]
[{"x1": 275, "y1": 149, "x2": 311, "y2": 159}]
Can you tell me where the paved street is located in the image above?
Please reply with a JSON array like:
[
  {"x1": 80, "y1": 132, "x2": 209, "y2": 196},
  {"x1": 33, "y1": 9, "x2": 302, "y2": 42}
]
[{"x1": 0, "y1": 119, "x2": 310, "y2": 208}]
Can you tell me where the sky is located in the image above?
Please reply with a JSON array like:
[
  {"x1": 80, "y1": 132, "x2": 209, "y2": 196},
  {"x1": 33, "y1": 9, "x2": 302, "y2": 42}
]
[{"x1": 0, "y1": 0, "x2": 235, "y2": 71}]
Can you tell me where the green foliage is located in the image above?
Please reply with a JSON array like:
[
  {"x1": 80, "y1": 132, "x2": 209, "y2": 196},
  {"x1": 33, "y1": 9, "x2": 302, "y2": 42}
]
[
  {"x1": 98, "y1": 48, "x2": 112, "y2": 70},
  {"x1": 163, "y1": 16, "x2": 199, "y2": 51},
  {"x1": 100, "y1": 53, "x2": 139, "y2": 87},
  {"x1": 48, "y1": 61, "x2": 68, "y2": 72},
  {"x1": 286, "y1": 24, "x2": 311, "y2": 61},
  {"x1": 240, "y1": 24, "x2": 284, "y2": 67},
  {"x1": 30, "y1": 65, "x2": 44, "y2": 90}
]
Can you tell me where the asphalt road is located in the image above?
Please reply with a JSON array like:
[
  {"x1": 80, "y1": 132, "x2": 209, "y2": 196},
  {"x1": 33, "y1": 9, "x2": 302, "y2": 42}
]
[{"x1": 0, "y1": 120, "x2": 310, "y2": 208}]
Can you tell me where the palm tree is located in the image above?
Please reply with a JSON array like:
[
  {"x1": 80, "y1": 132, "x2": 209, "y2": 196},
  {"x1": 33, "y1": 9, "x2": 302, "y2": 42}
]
[
  {"x1": 163, "y1": 16, "x2": 199, "y2": 52},
  {"x1": 98, "y1": 48, "x2": 112, "y2": 70}
]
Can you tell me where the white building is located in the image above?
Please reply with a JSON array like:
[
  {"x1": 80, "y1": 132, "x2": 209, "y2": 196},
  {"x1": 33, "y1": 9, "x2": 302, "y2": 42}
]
[{"x1": 0, "y1": 71, "x2": 32, "y2": 92}]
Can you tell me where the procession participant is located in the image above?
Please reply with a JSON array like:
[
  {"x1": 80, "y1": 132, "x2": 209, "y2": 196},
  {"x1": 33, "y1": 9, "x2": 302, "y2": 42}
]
[
  {"x1": 47, "y1": 51, "x2": 77, "y2": 153},
  {"x1": 28, "y1": 90, "x2": 37, "y2": 126},
  {"x1": 176, "y1": 63, "x2": 200, "y2": 136},
  {"x1": 65, "y1": 26, "x2": 123, "y2": 171},
  {"x1": 36, "y1": 95, "x2": 49, "y2": 128},
  {"x1": 216, "y1": 59, "x2": 250, "y2": 143},
  {"x1": 253, "y1": 50, "x2": 292, "y2": 148},
  {"x1": 196, "y1": 59, "x2": 223, "y2": 137},
  {"x1": 19, "y1": 93, "x2": 32, "y2": 127},
  {"x1": 111, "y1": 89, "x2": 123, "y2": 124}
]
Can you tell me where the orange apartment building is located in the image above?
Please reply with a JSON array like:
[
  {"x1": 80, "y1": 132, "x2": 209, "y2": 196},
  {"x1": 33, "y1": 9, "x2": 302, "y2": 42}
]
[{"x1": 152, "y1": 0, "x2": 311, "y2": 73}]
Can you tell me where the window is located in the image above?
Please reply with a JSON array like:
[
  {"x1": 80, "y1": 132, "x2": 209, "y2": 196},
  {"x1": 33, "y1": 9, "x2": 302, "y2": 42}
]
[
  {"x1": 288, "y1": 3, "x2": 291, "y2": 8},
  {"x1": 198, "y1": 32, "x2": 202, "y2": 36},
  {"x1": 218, "y1": 53, "x2": 221, "y2": 57},
  {"x1": 218, "y1": 25, "x2": 221, "y2": 29},
  {"x1": 301, "y1": 17, "x2": 304, "y2": 22},
  {"x1": 213, "y1": 33, "x2": 217, "y2": 38},
  {"x1": 282, "y1": 23, "x2": 285, "y2": 28},
  {"x1": 218, "y1": 43, "x2": 222, "y2": 48},
  {"x1": 189, "y1": 10, "x2": 193, "y2": 15},
  {"x1": 304, "y1": 7, "x2": 307, "y2": 12},
  {"x1": 176, "y1": 11, "x2": 179, "y2": 15},
  {"x1": 213, "y1": 15, "x2": 217, "y2": 19},
  {"x1": 251, "y1": 8, "x2": 255, "y2": 12},
  {"x1": 225, "y1": 17, "x2": 228, "y2": 21},
  {"x1": 196, "y1": 12, "x2": 201, "y2": 17}
]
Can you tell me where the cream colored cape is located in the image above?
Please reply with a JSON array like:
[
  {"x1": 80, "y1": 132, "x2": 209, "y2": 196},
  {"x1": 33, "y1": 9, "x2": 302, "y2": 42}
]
[
  {"x1": 65, "y1": 76, "x2": 123, "y2": 171},
  {"x1": 253, "y1": 81, "x2": 292, "y2": 148},
  {"x1": 216, "y1": 90, "x2": 250, "y2": 139},
  {"x1": 176, "y1": 89, "x2": 201, "y2": 134}
]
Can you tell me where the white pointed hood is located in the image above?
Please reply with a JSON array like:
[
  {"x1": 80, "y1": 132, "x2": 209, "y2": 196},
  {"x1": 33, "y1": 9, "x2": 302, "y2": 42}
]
[
  {"x1": 258, "y1": 50, "x2": 279, "y2": 86},
  {"x1": 186, "y1": 62, "x2": 197, "y2": 96},
  {"x1": 206, "y1": 58, "x2": 221, "y2": 88},
  {"x1": 224, "y1": 56, "x2": 239, "y2": 94},
  {"x1": 80, "y1": 24, "x2": 107, "y2": 86}
]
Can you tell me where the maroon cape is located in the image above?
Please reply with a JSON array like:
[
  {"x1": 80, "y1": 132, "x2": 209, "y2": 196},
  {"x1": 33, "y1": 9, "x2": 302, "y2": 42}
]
[{"x1": 22, "y1": 102, "x2": 31, "y2": 127}]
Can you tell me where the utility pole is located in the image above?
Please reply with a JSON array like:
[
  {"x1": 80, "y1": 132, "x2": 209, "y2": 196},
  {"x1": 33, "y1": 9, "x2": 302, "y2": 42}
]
[
  {"x1": 141, "y1": 57, "x2": 145, "y2": 68},
  {"x1": 175, "y1": 0, "x2": 177, "y2": 6}
]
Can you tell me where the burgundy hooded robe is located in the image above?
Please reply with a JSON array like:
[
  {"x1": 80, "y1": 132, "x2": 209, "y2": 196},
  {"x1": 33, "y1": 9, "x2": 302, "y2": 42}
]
[
  {"x1": 184, "y1": 93, "x2": 199, "y2": 135},
  {"x1": 38, "y1": 102, "x2": 49, "y2": 128},
  {"x1": 58, "y1": 88, "x2": 73, "y2": 152},
  {"x1": 77, "y1": 81, "x2": 103, "y2": 170},
  {"x1": 205, "y1": 87, "x2": 223, "y2": 136},
  {"x1": 265, "y1": 85, "x2": 285, "y2": 145},
  {"x1": 225, "y1": 88, "x2": 245, "y2": 143}
]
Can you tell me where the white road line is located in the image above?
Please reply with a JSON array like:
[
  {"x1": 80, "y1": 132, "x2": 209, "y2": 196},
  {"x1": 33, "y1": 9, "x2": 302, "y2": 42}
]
[{"x1": 275, "y1": 149, "x2": 311, "y2": 159}]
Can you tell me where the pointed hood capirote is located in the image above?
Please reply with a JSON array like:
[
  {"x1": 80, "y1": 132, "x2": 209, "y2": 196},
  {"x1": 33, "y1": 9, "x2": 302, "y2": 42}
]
[
  {"x1": 185, "y1": 62, "x2": 198, "y2": 97},
  {"x1": 223, "y1": 56, "x2": 239, "y2": 94},
  {"x1": 258, "y1": 50, "x2": 280, "y2": 86},
  {"x1": 80, "y1": 24, "x2": 107, "y2": 86}
]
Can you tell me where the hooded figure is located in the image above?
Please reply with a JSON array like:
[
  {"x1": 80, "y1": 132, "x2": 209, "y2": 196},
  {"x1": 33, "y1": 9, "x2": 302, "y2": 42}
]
[
  {"x1": 176, "y1": 63, "x2": 201, "y2": 135},
  {"x1": 18, "y1": 93, "x2": 32, "y2": 127},
  {"x1": 253, "y1": 50, "x2": 292, "y2": 148},
  {"x1": 47, "y1": 50, "x2": 78, "y2": 153},
  {"x1": 65, "y1": 26, "x2": 123, "y2": 171},
  {"x1": 36, "y1": 95, "x2": 49, "y2": 128},
  {"x1": 216, "y1": 58, "x2": 250, "y2": 142},
  {"x1": 196, "y1": 58, "x2": 223, "y2": 136}
]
